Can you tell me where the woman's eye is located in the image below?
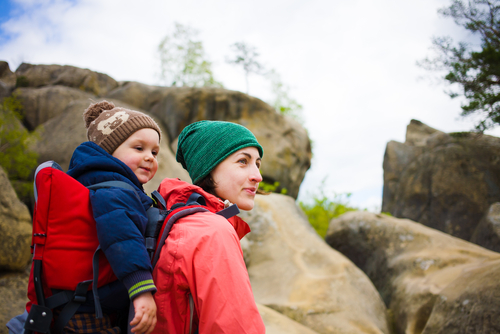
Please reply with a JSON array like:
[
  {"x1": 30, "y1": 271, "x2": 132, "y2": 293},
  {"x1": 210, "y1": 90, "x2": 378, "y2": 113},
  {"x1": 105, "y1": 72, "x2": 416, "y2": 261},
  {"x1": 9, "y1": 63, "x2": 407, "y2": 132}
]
[{"x1": 238, "y1": 159, "x2": 247, "y2": 164}]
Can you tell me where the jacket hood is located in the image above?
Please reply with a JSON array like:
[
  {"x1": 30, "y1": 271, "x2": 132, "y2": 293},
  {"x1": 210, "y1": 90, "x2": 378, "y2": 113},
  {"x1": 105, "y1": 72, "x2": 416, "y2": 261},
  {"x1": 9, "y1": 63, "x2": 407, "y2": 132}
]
[
  {"x1": 67, "y1": 141, "x2": 143, "y2": 190},
  {"x1": 157, "y1": 178, "x2": 251, "y2": 239}
]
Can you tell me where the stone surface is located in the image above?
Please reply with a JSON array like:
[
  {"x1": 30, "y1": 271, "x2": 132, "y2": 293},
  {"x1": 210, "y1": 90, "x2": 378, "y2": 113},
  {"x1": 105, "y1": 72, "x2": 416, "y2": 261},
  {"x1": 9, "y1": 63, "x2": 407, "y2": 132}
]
[
  {"x1": 0, "y1": 61, "x2": 16, "y2": 98},
  {"x1": 148, "y1": 87, "x2": 311, "y2": 198},
  {"x1": 257, "y1": 304, "x2": 320, "y2": 334},
  {"x1": 105, "y1": 81, "x2": 168, "y2": 112},
  {"x1": 240, "y1": 194, "x2": 390, "y2": 334},
  {"x1": 325, "y1": 211, "x2": 500, "y2": 334},
  {"x1": 0, "y1": 265, "x2": 30, "y2": 334},
  {"x1": 15, "y1": 63, "x2": 118, "y2": 96},
  {"x1": 470, "y1": 202, "x2": 500, "y2": 252},
  {"x1": 0, "y1": 167, "x2": 32, "y2": 271},
  {"x1": 382, "y1": 119, "x2": 500, "y2": 243},
  {"x1": 14, "y1": 86, "x2": 93, "y2": 130}
]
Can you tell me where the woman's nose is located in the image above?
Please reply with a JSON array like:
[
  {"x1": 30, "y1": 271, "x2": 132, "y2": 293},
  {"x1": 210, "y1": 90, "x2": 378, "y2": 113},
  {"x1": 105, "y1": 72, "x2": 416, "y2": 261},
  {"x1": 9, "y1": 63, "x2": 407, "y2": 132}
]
[{"x1": 250, "y1": 166, "x2": 263, "y2": 182}]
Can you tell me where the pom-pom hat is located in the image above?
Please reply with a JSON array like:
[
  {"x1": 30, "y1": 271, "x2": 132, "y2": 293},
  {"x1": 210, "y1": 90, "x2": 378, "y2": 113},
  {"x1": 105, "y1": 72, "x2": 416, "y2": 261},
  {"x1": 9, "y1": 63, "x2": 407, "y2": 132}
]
[
  {"x1": 84, "y1": 100, "x2": 161, "y2": 154},
  {"x1": 176, "y1": 120, "x2": 264, "y2": 184}
]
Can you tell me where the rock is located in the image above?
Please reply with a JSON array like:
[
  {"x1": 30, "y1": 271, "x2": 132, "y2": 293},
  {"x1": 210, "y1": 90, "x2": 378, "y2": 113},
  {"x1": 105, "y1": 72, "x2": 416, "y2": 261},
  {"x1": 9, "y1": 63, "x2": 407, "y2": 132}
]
[
  {"x1": 31, "y1": 98, "x2": 189, "y2": 193},
  {"x1": 105, "y1": 81, "x2": 168, "y2": 111},
  {"x1": 382, "y1": 120, "x2": 500, "y2": 243},
  {"x1": 422, "y1": 259, "x2": 500, "y2": 334},
  {"x1": 240, "y1": 194, "x2": 390, "y2": 334},
  {"x1": 0, "y1": 265, "x2": 30, "y2": 334},
  {"x1": 257, "y1": 304, "x2": 320, "y2": 334},
  {"x1": 325, "y1": 211, "x2": 500, "y2": 334},
  {"x1": 405, "y1": 119, "x2": 443, "y2": 147},
  {"x1": 470, "y1": 202, "x2": 500, "y2": 252},
  {"x1": 15, "y1": 63, "x2": 118, "y2": 96},
  {"x1": 0, "y1": 167, "x2": 32, "y2": 271},
  {"x1": 0, "y1": 61, "x2": 16, "y2": 98},
  {"x1": 14, "y1": 86, "x2": 93, "y2": 130},
  {"x1": 149, "y1": 87, "x2": 311, "y2": 198}
]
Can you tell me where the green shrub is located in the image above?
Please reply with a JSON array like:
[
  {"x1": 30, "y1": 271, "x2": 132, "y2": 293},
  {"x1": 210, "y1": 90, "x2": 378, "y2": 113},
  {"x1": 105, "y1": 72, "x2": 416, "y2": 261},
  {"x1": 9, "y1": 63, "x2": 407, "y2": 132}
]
[
  {"x1": 0, "y1": 94, "x2": 39, "y2": 198},
  {"x1": 258, "y1": 180, "x2": 287, "y2": 194},
  {"x1": 299, "y1": 187, "x2": 357, "y2": 238},
  {"x1": 16, "y1": 75, "x2": 29, "y2": 88}
]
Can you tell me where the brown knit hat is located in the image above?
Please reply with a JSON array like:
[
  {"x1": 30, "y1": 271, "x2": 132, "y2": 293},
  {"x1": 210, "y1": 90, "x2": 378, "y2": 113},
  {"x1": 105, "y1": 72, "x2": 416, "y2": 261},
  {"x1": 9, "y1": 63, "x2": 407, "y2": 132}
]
[{"x1": 83, "y1": 100, "x2": 161, "y2": 154}]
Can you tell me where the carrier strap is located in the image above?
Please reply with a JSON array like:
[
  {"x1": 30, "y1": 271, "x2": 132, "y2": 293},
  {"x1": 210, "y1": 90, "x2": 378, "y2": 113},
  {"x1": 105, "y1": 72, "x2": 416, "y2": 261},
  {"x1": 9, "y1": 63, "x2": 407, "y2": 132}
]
[
  {"x1": 51, "y1": 280, "x2": 93, "y2": 334},
  {"x1": 92, "y1": 246, "x2": 104, "y2": 319}
]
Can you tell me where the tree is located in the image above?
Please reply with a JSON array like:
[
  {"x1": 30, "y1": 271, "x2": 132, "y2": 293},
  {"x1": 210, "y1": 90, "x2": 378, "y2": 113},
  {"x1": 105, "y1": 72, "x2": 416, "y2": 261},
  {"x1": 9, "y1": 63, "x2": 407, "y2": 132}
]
[
  {"x1": 419, "y1": 0, "x2": 500, "y2": 131},
  {"x1": 226, "y1": 42, "x2": 264, "y2": 94},
  {"x1": 266, "y1": 69, "x2": 303, "y2": 120},
  {"x1": 158, "y1": 23, "x2": 222, "y2": 87}
]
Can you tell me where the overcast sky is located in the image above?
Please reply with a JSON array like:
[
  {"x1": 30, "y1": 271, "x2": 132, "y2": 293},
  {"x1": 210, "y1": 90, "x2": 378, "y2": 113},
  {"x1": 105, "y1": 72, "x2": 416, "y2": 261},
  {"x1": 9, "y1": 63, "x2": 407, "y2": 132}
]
[{"x1": 1, "y1": 0, "x2": 499, "y2": 210}]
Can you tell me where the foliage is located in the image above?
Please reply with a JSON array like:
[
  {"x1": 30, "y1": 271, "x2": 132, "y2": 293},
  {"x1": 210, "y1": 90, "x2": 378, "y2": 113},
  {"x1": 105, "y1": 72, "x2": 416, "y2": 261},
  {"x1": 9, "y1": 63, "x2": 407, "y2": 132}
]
[
  {"x1": 0, "y1": 94, "x2": 38, "y2": 197},
  {"x1": 158, "y1": 23, "x2": 222, "y2": 88},
  {"x1": 266, "y1": 69, "x2": 303, "y2": 120},
  {"x1": 226, "y1": 42, "x2": 264, "y2": 94},
  {"x1": 258, "y1": 180, "x2": 287, "y2": 194},
  {"x1": 419, "y1": 0, "x2": 500, "y2": 131},
  {"x1": 299, "y1": 185, "x2": 357, "y2": 238}
]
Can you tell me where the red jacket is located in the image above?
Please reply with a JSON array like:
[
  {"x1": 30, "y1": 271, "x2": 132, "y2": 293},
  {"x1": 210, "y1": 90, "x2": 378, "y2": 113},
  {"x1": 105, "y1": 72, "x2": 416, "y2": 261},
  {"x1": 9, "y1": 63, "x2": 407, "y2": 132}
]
[{"x1": 152, "y1": 178, "x2": 265, "y2": 334}]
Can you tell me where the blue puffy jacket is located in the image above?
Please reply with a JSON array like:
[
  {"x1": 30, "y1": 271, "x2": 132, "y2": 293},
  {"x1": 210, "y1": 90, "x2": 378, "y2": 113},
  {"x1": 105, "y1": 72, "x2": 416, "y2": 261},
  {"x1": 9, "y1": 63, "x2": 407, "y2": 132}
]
[{"x1": 67, "y1": 141, "x2": 156, "y2": 301}]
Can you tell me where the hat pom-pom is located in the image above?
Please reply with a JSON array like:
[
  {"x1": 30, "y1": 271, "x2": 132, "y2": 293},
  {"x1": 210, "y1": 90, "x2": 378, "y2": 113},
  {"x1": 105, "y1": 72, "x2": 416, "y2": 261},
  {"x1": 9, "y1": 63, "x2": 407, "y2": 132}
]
[{"x1": 83, "y1": 101, "x2": 115, "y2": 128}]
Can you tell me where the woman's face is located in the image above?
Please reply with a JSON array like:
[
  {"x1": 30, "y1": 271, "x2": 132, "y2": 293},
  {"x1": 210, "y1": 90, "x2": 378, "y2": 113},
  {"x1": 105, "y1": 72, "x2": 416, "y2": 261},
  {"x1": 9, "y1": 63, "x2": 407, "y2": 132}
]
[{"x1": 211, "y1": 147, "x2": 263, "y2": 211}]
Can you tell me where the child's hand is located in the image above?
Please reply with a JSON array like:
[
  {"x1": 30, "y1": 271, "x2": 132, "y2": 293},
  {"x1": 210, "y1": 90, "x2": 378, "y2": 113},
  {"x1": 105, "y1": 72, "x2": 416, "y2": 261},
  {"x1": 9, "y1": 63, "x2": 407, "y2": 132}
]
[{"x1": 130, "y1": 292, "x2": 157, "y2": 334}]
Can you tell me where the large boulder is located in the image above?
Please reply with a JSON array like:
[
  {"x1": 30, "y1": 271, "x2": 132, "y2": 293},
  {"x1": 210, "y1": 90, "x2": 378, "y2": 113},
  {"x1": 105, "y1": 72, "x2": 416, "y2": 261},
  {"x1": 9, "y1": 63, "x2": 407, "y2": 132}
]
[
  {"x1": 0, "y1": 266, "x2": 30, "y2": 334},
  {"x1": 0, "y1": 167, "x2": 32, "y2": 271},
  {"x1": 240, "y1": 194, "x2": 390, "y2": 334},
  {"x1": 325, "y1": 211, "x2": 500, "y2": 334},
  {"x1": 470, "y1": 202, "x2": 500, "y2": 253},
  {"x1": 382, "y1": 119, "x2": 500, "y2": 244},
  {"x1": 0, "y1": 61, "x2": 16, "y2": 98},
  {"x1": 105, "y1": 81, "x2": 168, "y2": 112},
  {"x1": 31, "y1": 98, "x2": 189, "y2": 194},
  {"x1": 257, "y1": 304, "x2": 320, "y2": 334},
  {"x1": 15, "y1": 63, "x2": 118, "y2": 96},
  {"x1": 14, "y1": 86, "x2": 93, "y2": 130},
  {"x1": 146, "y1": 87, "x2": 311, "y2": 198}
]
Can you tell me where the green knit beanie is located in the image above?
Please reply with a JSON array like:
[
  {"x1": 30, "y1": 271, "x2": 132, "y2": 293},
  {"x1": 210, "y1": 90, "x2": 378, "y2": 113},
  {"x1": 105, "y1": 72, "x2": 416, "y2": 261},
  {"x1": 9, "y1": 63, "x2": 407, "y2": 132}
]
[{"x1": 176, "y1": 120, "x2": 264, "y2": 184}]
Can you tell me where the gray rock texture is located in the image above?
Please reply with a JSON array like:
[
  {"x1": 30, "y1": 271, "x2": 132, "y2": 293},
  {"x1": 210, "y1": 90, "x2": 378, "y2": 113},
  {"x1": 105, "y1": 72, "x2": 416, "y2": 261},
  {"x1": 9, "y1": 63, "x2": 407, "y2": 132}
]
[
  {"x1": 382, "y1": 119, "x2": 500, "y2": 246},
  {"x1": 241, "y1": 194, "x2": 390, "y2": 334},
  {"x1": 15, "y1": 63, "x2": 118, "y2": 96},
  {"x1": 0, "y1": 167, "x2": 32, "y2": 271},
  {"x1": 325, "y1": 211, "x2": 500, "y2": 334}
]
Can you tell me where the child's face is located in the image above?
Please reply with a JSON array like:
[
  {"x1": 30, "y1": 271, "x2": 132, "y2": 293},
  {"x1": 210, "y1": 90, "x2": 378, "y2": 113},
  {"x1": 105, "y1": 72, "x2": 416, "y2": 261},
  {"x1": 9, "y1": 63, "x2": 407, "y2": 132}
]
[{"x1": 112, "y1": 128, "x2": 160, "y2": 184}]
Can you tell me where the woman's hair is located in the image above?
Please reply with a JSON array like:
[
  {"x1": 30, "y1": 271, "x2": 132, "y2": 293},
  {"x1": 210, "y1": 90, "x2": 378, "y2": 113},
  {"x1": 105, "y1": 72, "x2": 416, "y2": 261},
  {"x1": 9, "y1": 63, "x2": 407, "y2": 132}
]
[{"x1": 195, "y1": 174, "x2": 218, "y2": 197}]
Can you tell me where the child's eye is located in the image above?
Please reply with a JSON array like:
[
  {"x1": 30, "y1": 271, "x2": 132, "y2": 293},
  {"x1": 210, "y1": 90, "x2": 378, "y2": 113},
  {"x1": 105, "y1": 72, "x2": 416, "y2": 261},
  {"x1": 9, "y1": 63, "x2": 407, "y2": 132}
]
[
  {"x1": 152, "y1": 150, "x2": 159, "y2": 157},
  {"x1": 135, "y1": 146, "x2": 143, "y2": 151}
]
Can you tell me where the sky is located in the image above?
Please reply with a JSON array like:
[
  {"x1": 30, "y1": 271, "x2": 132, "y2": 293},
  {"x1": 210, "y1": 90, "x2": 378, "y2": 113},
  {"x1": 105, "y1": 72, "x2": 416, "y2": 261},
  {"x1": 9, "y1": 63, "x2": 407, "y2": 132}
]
[{"x1": 1, "y1": 0, "x2": 499, "y2": 211}]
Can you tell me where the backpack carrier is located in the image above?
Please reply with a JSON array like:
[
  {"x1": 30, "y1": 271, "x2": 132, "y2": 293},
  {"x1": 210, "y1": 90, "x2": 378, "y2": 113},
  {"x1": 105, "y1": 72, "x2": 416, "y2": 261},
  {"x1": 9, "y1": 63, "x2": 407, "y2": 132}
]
[{"x1": 22, "y1": 161, "x2": 239, "y2": 334}]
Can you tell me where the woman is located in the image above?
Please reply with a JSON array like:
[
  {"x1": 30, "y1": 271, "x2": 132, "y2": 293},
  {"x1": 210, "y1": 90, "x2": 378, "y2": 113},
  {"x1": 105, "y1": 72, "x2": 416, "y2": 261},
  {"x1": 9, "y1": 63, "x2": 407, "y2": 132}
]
[{"x1": 152, "y1": 120, "x2": 266, "y2": 334}]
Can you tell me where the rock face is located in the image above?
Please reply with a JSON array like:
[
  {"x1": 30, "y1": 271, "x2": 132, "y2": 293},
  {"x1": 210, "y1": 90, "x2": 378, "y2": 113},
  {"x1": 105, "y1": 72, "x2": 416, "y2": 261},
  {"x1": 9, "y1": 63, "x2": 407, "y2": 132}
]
[
  {"x1": 2, "y1": 63, "x2": 310, "y2": 200},
  {"x1": 240, "y1": 194, "x2": 390, "y2": 334},
  {"x1": 0, "y1": 167, "x2": 32, "y2": 271},
  {"x1": 106, "y1": 82, "x2": 312, "y2": 198},
  {"x1": 325, "y1": 211, "x2": 500, "y2": 334},
  {"x1": 0, "y1": 61, "x2": 16, "y2": 98},
  {"x1": 470, "y1": 202, "x2": 500, "y2": 253},
  {"x1": 15, "y1": 63, "x2": 118, "y2": 96},
  {"x1": 382, "y1": 119, "x2": 500, "y2": 247}
]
